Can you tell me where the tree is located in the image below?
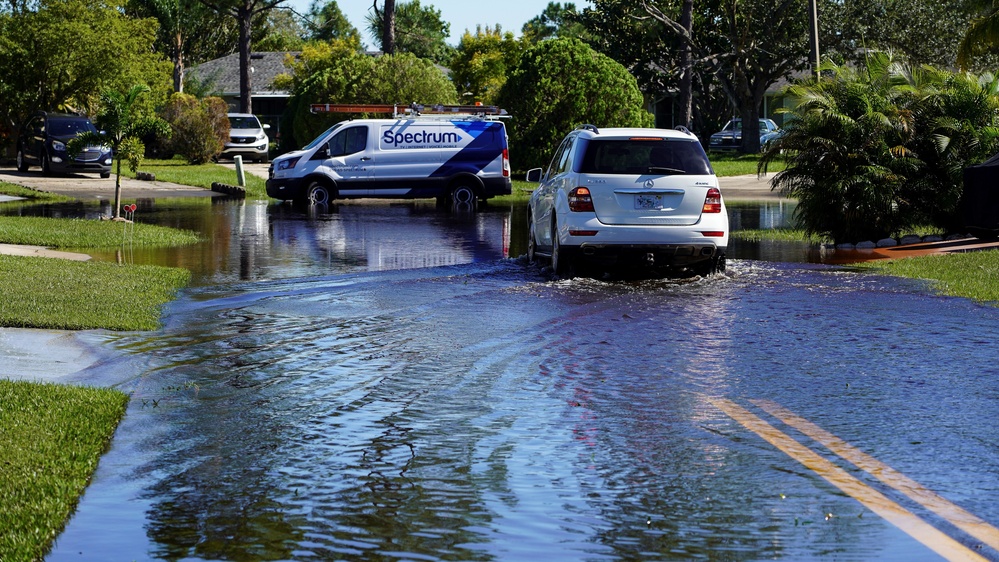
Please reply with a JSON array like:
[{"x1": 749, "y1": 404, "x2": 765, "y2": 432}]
[
  {"x1": 358, "y1": 52, "x2": 458, "y2": 105},
  {"x1": 495, "y1": 38, "x2": 653, "y2": 170},
  {"x1": 70, "y1": 85, "x2": 169, "y2": 220},
  {"x1": 275, "y1": 39, "x2": 374, "y2": 148},
  {"x1": 253, "y1": 7, "x2": 306, "y2": 51},
  {"x1": 0, "y1": 0, "x2": 167, "y2": 149},
  {"x1": 367, "y1": 0, "x2": 451, "y2": 63},
  {"x1": 521, "y1": 2, "x2": 589, "y2": 43},
  {"x1": 161, "y1": 92, "x2": 230, "y2": 163},
  {"x1": 759, "y1": 54, "x2": 999, "y2": 242},
  {"x1": 822, "y1": 0, "x2": 981, "y2": 69},
  {"x1": 449, "y1": 25, "x2": 524, "y2": 106},
  {"x1": 126, "y1": 0, "x2": 235, "y2": 92},
  {"x1": 277, "y1": 40, "x2": 457, "y2": 149},
  {"x1": 959, "y1": 0, "x2": 999, "y2": 70},
  {"x1": 372, "y1": 0, "x2": 395, "y2": 53},
  {"x1": 199, "y1": 0, "x2": 288, "y2": 114},
  {"x1": 303, "y1": 0, "x2": 360, "y2": 43},
  {"x1": 637, "y1": 0, "x2": 809, "y2": 152}
]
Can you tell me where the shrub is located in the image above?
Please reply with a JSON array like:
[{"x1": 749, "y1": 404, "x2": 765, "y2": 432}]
[
  {"x1": 161, "y1": 93, "x2": 229, "y2": 164},
  {"x1": 496, "y1": 37, "x2": 653, "y2": 171}
]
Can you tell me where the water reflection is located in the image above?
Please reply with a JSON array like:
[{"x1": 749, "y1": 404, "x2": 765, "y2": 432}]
[{"x1": 3, "y1": 197, "x2": 809, "y2": 284}]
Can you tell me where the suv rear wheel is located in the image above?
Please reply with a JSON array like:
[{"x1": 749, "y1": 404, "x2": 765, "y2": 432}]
[{"x1": 551, "y1": 216, "x2": 574, "y2": 279}]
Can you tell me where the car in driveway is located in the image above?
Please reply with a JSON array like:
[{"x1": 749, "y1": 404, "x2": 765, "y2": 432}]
[
  {"x1": 708, "y1": 118, "x2": 782, "y2": 152},
  {"x1": 15, "y1": 112, "x2": 112, "y2": 177},
  {"x1": 220, "y1": 113, "x2": 270, "y2": 163},
  {"x1": 526, "y1": 124, "x2": 728, "y2": 278}
]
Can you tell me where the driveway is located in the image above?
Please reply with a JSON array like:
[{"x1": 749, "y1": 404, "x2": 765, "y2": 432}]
[{"x1": 0, "y1": 168, "x2": 221, "y2": 200}]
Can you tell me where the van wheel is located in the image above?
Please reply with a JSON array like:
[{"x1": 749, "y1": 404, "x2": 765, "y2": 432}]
[
  {"x1": 451, "y1": 184, "x2": 476, "y2": 210},
  {"x1": 16, "y1": 149, "x2": 28, "y2": 172},
  {"x1": 307, "y1": 182, "x2": 333, "y2": 205}
]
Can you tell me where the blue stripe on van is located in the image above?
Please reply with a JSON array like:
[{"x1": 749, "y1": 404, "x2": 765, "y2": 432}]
[{"x1": 430, "y1": 121, "x2": 505, "y2": 178}]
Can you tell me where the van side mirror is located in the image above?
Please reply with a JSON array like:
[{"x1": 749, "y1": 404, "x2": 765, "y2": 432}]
[
  {"x1": 526, "y1": 168, "x2": 543, "y2": 183},
  {"x1": 263, "y1": 124, "x2": 271, "y2": 129}
]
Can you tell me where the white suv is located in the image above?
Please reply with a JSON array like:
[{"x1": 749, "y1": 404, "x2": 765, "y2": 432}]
[
  {"x1": 526, "y1": 125, "x2": 728, "y2": 278},
  {"x1": 220, "y1": 113, "x2": 270, "y2": 163}
]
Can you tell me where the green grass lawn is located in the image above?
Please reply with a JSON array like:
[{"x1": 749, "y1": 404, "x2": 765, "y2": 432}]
[
  {"x1": 0, "y1": 255, "x2": 190, "y2": 330},
  {"x1": 124, "y1": 158, "x2": 268, "y2": 199},
  {"x1": 0, "y1": 181, "x2": 74, "y2": 203},
  {"x1": 854, "y1": 250, "x2": 999, "y2": 305},
  {"x1": 0, "y1": 379, "x2": 128, "y2": 561},
  {"x1": 0, "y1": 216, "x2": 200, "y2": 249}
]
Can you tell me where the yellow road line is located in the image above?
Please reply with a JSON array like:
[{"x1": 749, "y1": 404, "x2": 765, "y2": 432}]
[
  {"x1": 710, "y1": 397, "x2": 988, "y2": 562},
  {"x1": 753, "y1": 398, "x2": 999, "y2": 553}
]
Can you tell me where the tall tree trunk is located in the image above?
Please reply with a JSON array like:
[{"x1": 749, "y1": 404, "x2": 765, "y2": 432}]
[
  {"x1": 237, "y1": 3, "x2": 253, "y2": 113},
  {"x1": 382, "y1": 0, "x2": 395, "y2": 54},
  {"x1": 678, "y1": 0, "x2": 693, "y2": 129},
  {"x1": 173, "y1": 31, "x2": 185, "y2": 93}
]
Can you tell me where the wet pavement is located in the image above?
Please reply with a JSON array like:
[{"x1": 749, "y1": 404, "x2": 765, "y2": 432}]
[{"x1": 2, "y1": 173, "x2": 999, "y2": 560}]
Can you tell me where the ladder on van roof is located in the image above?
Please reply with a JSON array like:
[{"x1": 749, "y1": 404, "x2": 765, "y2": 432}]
[{"x1": 309, "y1": 103, "x2": 508, "y2": 119}]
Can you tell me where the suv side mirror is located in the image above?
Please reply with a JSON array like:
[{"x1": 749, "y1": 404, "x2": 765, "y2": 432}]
[
  {"x1": 263, "y1": 124, "x2": 271, "y2": 130},
  {"x1": 526, "y1": 168, "x2": 543, "y2": 183}
]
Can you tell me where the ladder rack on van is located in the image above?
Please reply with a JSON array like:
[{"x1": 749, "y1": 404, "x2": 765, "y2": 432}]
[{"x1": 309, "y1": 103, "x2": 508, "y2": 119}]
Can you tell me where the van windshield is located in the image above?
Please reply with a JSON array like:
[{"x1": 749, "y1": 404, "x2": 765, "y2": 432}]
[
  {"x1": 303, "y1": 123, "x2": 345, "y2": 151},
  {"x1": 578, "y1": 139, "x2": 713, "y2": 175}
]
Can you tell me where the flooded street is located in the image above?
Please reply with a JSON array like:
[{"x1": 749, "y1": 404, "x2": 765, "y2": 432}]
[{"x1": 7, "y1": 198, "x2": 999, "y2": 560}]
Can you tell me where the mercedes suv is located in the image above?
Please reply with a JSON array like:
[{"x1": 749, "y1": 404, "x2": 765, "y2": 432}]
[{"x1": 526, "y1": 125, "x2": 728, "y2": 278}]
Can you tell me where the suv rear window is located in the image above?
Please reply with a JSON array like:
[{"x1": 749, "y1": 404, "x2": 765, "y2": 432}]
[{"x1": 579, "y1": 139, "x2": 712, "y2": 175}]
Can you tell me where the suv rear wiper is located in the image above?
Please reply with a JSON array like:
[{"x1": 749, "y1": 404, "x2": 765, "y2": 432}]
[{"x1": 648, "y1": 166, "x2": 687, "y2": 175}]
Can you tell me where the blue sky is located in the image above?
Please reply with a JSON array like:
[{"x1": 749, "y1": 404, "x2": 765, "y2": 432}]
[{"x1": 286, "y1": 0, "x2": 593, "y2": 47}]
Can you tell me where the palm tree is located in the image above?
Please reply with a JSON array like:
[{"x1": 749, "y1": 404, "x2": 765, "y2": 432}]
[
  {"x1": 958, "y1": 0, "x2": 999, "y2": 70},
  {"x1": 759, "y1": 55, "x2": 919, "y2": 243},
  {"x1": 70, "y1": 85, "x2": 169, "y2": 219}
]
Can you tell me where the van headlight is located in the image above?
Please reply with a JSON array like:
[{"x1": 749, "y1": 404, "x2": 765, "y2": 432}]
[{"x1": 277, "y1": 157, "x2": 300, "y2": 171}]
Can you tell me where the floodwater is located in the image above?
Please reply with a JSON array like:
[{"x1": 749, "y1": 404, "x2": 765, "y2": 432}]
[{"x1": 5, "y1": 198, "x2": 999, "y2": 561}]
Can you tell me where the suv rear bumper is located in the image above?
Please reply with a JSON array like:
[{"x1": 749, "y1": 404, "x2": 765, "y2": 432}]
[{"x1": 564, "y1": 242, "x2": 725, "y2": 267}]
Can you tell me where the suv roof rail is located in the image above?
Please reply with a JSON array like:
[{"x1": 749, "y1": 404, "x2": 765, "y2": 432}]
[
  {"x1": 577, "y1": 124, "x2": 600, "y2": 134},
  {"x1": 674, "y1": 125, "x2": 693, "y2": 136}
]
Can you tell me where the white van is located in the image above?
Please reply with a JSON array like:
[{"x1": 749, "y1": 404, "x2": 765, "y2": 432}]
[{"x1": 266, "y1": 111, "x2": 512, "y2": 206}]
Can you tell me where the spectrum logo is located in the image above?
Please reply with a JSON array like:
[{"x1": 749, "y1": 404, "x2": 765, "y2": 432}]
[{"x1": 382, "y1": 129, "x2": 463, "y2": 148}]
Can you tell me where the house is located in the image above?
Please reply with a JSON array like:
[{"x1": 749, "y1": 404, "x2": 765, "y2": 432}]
[{"x1": 186, "y1": 51, "x2": 298, "y2": 134}]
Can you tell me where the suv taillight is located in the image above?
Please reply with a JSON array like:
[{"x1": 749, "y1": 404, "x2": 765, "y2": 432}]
[
  {"x1": 568, "y1": 187, "x2": 594, "y2": 212},
  {"x1": 702, "y1": 187, "x2": 722, "y2": 213},
  {"x1": 502, "y1": 148, "x2": 510, "y2": 178}
]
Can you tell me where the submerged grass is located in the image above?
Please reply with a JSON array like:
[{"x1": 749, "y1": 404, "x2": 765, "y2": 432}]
[
  {"x1": 0, "y1": 216, "x2": 200, "y2": 249},
  {"x1": 0, "y1": 255, "x2": 190, "y2": 330},
  {"x1": 854, "y1": 250, "x2": 999, "y2": 305},
  {"x1": 732, "y1": 228, "x2": 828, "y2": 243},
  {"x1": 124, "y1": 158, "x2": 268, "y2": 199},
  {"x1": 0, "y1": 379, "x2": 129, "y2": 561}
]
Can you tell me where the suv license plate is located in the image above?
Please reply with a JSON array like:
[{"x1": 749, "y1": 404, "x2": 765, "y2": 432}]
[{"x1": 635, "y1": 195, "x2": 664, "y2": 210}]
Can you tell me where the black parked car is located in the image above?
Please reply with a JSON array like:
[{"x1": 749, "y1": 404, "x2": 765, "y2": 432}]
[{"x1": 15, "y1": 112, "x2": 112, "y2": 177}]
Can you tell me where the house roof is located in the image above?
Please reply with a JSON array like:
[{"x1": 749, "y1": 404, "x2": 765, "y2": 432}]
[{"x1": 187, "y1": 52, "x2": 298, "y2": 97}]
